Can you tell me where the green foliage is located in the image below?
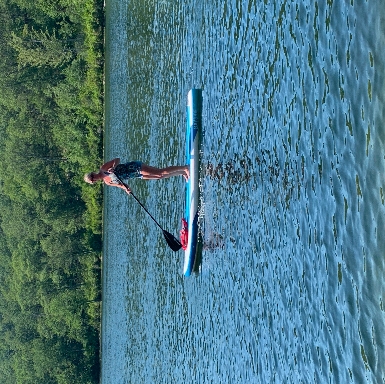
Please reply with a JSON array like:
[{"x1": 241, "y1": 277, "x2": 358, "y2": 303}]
[
  {"x1": 0, "y1": 0, "x2": 104, "y2": 382},
  {"x1": 10, "y1": 26, "x2": 75, "y2": 68}
]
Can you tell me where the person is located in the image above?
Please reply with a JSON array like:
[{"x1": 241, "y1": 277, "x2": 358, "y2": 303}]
[{"x1": 84, "y1": 158, "x2": 189, "y2": 194}]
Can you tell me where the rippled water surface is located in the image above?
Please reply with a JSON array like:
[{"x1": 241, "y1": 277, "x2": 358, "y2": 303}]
[{"x1": 102, "y1": 1, "x2": 385, "y2": 383}]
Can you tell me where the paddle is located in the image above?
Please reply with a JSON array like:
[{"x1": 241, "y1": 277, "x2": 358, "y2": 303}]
[{"x1": 113, "y1": 173, "x2": 182, "y2": 252}]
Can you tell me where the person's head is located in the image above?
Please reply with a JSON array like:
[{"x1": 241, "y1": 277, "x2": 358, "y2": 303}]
[{"x1": 84, "y1": 172, "x2": 96, "y2": 184}]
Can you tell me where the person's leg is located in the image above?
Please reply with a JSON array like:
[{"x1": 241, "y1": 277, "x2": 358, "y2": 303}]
[{"x1": 140, "y1": 164, "x2": 189, "y2": 180}]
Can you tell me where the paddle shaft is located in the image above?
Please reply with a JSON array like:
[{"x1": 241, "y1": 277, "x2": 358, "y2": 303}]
[
  {"x1": 129, "y1": 191, "x2": 163, "y2": 231},
  {"x1": 112, "y1": 173, "x2": 181, "y2": 252},
  {"x1": 111, "y1": 174, "x2": 163, "y2": 228}
]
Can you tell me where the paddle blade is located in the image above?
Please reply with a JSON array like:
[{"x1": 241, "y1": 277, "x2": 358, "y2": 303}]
[{"x1": 163, "y1": 230, "x2": 182, "y2": 252}]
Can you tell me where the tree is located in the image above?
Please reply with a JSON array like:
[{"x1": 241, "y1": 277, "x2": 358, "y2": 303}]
[{"x1": 10, "y1": 26, "x2": 75, "y2": 68}]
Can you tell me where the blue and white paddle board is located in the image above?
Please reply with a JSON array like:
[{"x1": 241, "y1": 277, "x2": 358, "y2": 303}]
[{"x1": 183, "y1": 89, "x2": 202, "y2": 276}]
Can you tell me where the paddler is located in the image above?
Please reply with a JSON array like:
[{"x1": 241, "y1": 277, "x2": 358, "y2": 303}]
[{"x1": 84, "y1": 158, "x2": 189, "y2": 194}]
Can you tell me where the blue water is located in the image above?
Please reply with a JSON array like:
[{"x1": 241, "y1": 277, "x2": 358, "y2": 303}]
[{"x1": 102, "y1": 1, "x2": 385, "y2": 383}]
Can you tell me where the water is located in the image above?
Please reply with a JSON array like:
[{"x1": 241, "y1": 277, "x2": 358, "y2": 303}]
[{"x1": 102, "y1": 1, "x2": 385, "y2": 383}]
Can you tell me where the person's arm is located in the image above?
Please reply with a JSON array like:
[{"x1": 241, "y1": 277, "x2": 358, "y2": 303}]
[
  {"x1": 115, "y1": 181, "x2": 131, "y2": 194},
  {"x1": 100, "y1": 158, "x2": 120, "y2": 172},
  {"x1": 104, "y1": 177, "x2": 131, "y2": 194}
]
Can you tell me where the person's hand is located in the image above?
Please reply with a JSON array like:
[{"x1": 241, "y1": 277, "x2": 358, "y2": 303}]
[{"x1": 125, "y1": 185, "x2": 131, "y2": 194}]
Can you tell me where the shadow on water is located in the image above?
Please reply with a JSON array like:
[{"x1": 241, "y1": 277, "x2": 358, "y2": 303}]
[
  {"x1": 204, "y1": 149, "x2": 303, "y2": 204},
  {"x1": 198, "y1": 147, "x2": 308, "y2": 258},
  {"x1": 191, "y1": 237, "x2": 203, "y2": 274},
  {"x1": 202, "y1": 232, "x2": 225, "y2": 251}
]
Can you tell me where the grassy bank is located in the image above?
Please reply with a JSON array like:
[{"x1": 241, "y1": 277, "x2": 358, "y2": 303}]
[{"x1": 0, "y1": 1, "x2": 105, "y2": 383}]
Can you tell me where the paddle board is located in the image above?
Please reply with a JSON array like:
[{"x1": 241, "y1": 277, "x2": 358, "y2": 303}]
[{"x1": 183, "y1": 89, "x2": 202, "y2": 276}]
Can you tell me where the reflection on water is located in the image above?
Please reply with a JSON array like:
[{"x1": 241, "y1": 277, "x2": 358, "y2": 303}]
[{"x1": 103, "y1": 0, "x2": 385, "y2": 383}]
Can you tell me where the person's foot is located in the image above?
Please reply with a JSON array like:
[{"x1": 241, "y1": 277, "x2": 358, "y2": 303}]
[{"x1": 184, "y1": 166, "x2": 190, "y2": 181}]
